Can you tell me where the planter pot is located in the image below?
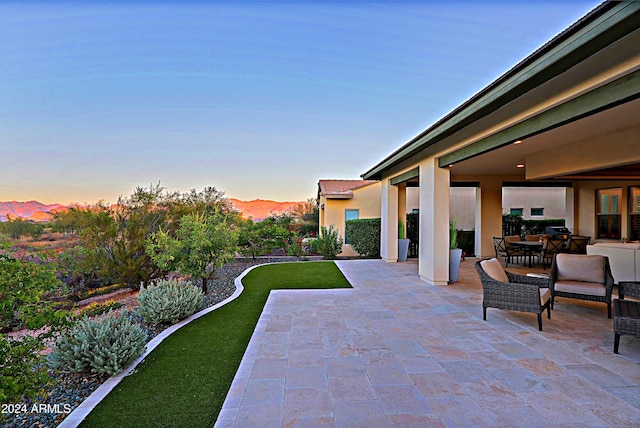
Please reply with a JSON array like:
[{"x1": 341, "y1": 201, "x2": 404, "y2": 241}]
[
  {"x1": 398, "y1": 239, "x2": 410, "y2": 262},
  {"x1": 449, "y1": 248, "x2": 463, "y2": 283}
]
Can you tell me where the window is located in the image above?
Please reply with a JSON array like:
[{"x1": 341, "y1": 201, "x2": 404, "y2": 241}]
[
  {"x1": 345, "y1": 209, "x2": 359, "y2": 244},
  {"x1": 630, "y1": 187, "x2": 640, "y2": 241},
  {"x1": 510, "y1": 208, "x2": 523, "y2": 216},
  {"x1": 597, "y1": 188, "x2": 622, "y2": 239},
  {"x1": 530, "y1": 208, "x2": 544, "y2": 217}
]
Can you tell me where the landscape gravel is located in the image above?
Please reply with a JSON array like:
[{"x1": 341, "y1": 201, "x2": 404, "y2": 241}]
[{"x1": 3, "y1": 258, "x2": 290, "y2": 428}]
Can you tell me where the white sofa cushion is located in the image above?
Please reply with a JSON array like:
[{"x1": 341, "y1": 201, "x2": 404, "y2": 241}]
[
  {"x1": 480, "y1": 258, "x2": 509, "y2": 283},
  {"x1": 556, "y1": 254, "x2": 605, "y2": 283},
  {"x1": 554, "y1": 280, "x2": 606, "y2": 297}
]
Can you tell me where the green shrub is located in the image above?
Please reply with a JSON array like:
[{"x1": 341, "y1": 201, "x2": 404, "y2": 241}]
[
  {"x1": 1, "y1": 335, "x2": 50, "y2": 402},
  {"x1": 137, "y1": 279, "x2": 203, "y2": 325},
  {"x1": 345, "y1": 218, "x2": 380, "y2": 257},
  {"x1": 315, "y1": 225, "x2": 343, "y2": 260},
  {"x1": 49, "y1": 311, "x2": 146, "y2": 376}
]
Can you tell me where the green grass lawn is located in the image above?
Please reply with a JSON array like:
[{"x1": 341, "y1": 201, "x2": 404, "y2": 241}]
[{"x1": 80, "y1": 261, "x2": 351, "y2": 428}]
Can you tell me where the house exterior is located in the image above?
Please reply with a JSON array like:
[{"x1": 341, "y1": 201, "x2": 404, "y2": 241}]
[
  {"x1": 361, "y1": 1, "x2": 640, "y2": 285},
  {"x1": 317, "y1": 179, "x2": 419, "y2": 256}
]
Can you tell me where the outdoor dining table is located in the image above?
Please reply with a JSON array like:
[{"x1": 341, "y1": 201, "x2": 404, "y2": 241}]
[{"x1": 509, "y1": 240, "x2": 544, "y2": 268}]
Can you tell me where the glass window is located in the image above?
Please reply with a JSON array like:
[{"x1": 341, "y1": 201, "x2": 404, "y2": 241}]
[
  {"x1": 597, "y1": 188, "x2": 622, "y2": 239},
  {"x1": 510, "y1": 208, "x2": 523, "y2": 216},
  {"x1": 629, "y1": 187, "x2": 640, "y2": 241},
  {"x1": 531, "y1": 208, "x2": 544, "y2": 216},
  {"x1": 345, "y1": 209, "x2": 359, "y2": 244}
]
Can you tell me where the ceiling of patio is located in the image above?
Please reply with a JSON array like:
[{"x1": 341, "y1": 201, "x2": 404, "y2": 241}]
[{"x1": 448, "y1": 97, "x2": 640, "y2": 181}]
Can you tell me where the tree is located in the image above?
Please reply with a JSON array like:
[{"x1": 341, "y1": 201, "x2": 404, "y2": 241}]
[
  {"x1": 146, "y1": 211, "x2": 238, "y2": 293},
  {"x1": 0, "y1": 217, "x2": 31, "y2": 240},
  {"x1": 237, "y1": 218, "x2": 291, "y2": 259},
  {"x1": 0, "y1": 241, "x2": 72, "y2": 403},
  {"x1": 79, "y1": 185, "x2": 171, "y2": 289},
  {"x1": 291, "y1": 198, "x2": 319, "y2": 238}
]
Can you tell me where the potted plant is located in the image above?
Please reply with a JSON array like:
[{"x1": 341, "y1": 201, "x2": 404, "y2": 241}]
[
  {"x1": 398, "y1": 219, "x2": 410, "y2": 262},
  {"x1": 449, "y1": 218, "x2": 463, "y2": 282}
]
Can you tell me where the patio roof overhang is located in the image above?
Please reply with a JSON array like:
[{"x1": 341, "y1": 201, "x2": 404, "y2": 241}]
[{"x1": 362, "y1": 1, "x2": 640, "y2": 182}]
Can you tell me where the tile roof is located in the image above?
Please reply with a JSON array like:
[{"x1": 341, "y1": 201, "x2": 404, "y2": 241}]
[{"x1": 317, "y1": 179, "x2": 378, "y2": 197}]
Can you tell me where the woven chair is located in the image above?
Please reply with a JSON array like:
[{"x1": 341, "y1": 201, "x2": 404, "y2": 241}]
[
  {"x1": 475, "y1": 258, "x2": 551, "y2": 331},
  {"x1": 614, "y1": 281, "x2": 640, "y2": 354},
  {"x1": 549, "y1": 254, "x2": 614, "y2": 318}
]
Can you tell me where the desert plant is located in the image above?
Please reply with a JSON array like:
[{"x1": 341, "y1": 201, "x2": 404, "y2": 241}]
[
  {"x1": 49, "y1": 311, "x2": 146, "y2": 376},
  {"x1": 450, "y1": 218, "x2": 459, "y2": 250},
  {"x1": 315, "y1": 225, "x2": 343, "y2": 260},
  {"x1": 0, "y1": 334, "x2": 51, "y2": 403},
  {"x1": 137, "y1": 279, "x2": 204, "y2": 325},
  {"x1": 80, "y1": 300, "x2": 122, "y2": 317}
]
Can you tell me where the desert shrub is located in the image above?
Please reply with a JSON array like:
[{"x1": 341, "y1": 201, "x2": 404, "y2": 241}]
[
  {"x1": 1, "y1": 335, "x2": 50, "y2": 403},
  {"x1": 345, "y1": 218, "x2": 380, "y2": 257},
  {"x1": 49, "y1": 311, "x2": 146, "y2": 376},
  {"x1": 137, "y1": 279, "x2": 203, "y2": 325},
  {"x1": 314, "y1": 225, "x2": 343, "y2": 260}
]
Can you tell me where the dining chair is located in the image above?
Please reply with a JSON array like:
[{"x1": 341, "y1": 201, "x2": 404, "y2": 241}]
[{"x1": 565, "y1": 235, "x2": 590, "y2": 254}]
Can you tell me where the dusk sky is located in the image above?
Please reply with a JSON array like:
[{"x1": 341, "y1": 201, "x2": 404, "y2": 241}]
[{"x1": 1, "y1": 1, "x2": 600, "y2": 205}]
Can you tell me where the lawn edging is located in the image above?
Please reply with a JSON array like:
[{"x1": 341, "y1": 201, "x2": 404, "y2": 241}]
[{"x1": 58, "y1": 264, "x2": 267, "y2": 428}]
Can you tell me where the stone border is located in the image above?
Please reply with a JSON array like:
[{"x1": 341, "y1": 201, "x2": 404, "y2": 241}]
[{"x1": 58, "y1": 263, "x2": 267, "y2": 427}]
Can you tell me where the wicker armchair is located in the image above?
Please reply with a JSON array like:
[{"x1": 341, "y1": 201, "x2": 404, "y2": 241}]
[
  {"x1": 614, "y1": 281, "x2": 640, "y2": 354},
  {"x1": 475, "y1": 259, "x2": 551, "y2": 331},
  {"x1": 549, "y1": 253, "x2": 614, "y2": 318}
]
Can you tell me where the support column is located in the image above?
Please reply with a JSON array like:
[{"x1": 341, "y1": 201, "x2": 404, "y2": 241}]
[
  {"x1": 398, "y1": 182, "x2": 407, "y2": 234},
  {"x1": 564, "y1": 186, "x2": 575, "y2": 233},
  {"x1": 478, "y1": 177, "x2": 504, "y2": 258},
  {"x1": 381, "y1": 179, "x2": 399, "y2": 262},
  {"x1": 418, "y1": 158, "x2": 449, "y2": 285}
]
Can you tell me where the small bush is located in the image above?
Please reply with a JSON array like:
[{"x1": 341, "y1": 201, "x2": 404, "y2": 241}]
[
  {"x1": 345, "y1": 218, "x2": 380, "y2": 257},
  {"x1": 137, "y1": 279, "x2": 203, "y2": 325},
  {"x1": 1, "y1": 335, "x2": 50, "y2": 402},
  {"x1": 315, "y1": 225, "x2": 343, "y2": 260},
  {"x1": 49, "y1": 311, "x2": 146, "y2": 376}
]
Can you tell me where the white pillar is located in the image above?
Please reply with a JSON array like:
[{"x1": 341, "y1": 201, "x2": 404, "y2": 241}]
[
  {"x1": 565, "y1": 187, "x2": 575, "y2": 233},
  {"x1": 381, "y1": 179, "x2": 399, "y2": 262},
  {"x1": 418, "y1": 158, "x2": 450, "y2": 285}
]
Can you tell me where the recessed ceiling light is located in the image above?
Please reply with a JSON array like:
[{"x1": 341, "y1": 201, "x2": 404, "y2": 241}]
[{"x1": 516, "y1": 164, "x2": 525, "y2": 168}]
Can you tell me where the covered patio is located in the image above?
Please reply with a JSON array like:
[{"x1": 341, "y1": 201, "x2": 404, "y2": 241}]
[{"x1": 216, "y1": 259, "x2": 640, "y2": 427}]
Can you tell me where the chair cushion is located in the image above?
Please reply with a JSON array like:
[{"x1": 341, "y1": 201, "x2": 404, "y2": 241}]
[
  {"x1": 556, "y1": 254, "x2": 605, "y2": 283},
  {"x1": 554, "y1": 280, "x2": 606, "y2": 297},
  {"x1": 540, "y1": 287, "x2": 551, "y2": 305},
  {"x1": 480, "y1": 258, "x2": 509, "y2": 283}
]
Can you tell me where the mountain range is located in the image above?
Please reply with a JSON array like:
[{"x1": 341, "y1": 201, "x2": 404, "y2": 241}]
[{"x1": 0, "y1": 199, "x2": 303, "y2": 222}]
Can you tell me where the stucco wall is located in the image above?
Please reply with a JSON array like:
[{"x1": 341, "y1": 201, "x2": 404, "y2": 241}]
[{"x1": 502, "y1": 187, "x2": 567, "y2": 220}]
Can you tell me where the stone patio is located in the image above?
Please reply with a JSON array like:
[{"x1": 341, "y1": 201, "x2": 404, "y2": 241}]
[{"x1": 215, "y1": 258, "x2": 640, "y2": 427}]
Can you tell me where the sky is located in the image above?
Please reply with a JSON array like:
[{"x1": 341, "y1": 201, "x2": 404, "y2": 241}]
[{"x1": 0, "y1": 0, "x2": 601, "y2": 205}]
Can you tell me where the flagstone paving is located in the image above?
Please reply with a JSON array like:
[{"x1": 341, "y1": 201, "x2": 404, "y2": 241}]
[{"x1": 215, "y1": 258, "x2": 640, "y2": 427}]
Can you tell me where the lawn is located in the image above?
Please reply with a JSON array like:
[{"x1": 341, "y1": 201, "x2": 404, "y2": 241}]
[{"x1": 79, "y1": 261, "x2": 351, "y2": 427}]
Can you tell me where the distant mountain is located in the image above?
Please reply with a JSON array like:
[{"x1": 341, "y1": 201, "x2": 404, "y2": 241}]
[
  {"x1": 229, "y1": 198, "x2": 302, "y2": 220},
  {"x1": 0, "y1": 201, "x2": 66, "y2": 222},
  {"x1": 0, "y1": 199, "x2": 303, "y2": 222}
]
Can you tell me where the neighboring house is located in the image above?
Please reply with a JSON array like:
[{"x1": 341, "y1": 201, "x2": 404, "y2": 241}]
[
  {"x1": 317, "y1": 179, "x2": 419, "y2": 256},
  {"x1": 361, "y1": 2, "x2": 640, "y2": 285}
]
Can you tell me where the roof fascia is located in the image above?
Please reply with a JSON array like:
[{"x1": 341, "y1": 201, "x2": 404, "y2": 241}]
[
  {"x1": 362, "y1": 1, "x2": 638, "y2": 180},
  {"x1": 439, "y1": 68, "x2": 640, "y2": 167}
]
